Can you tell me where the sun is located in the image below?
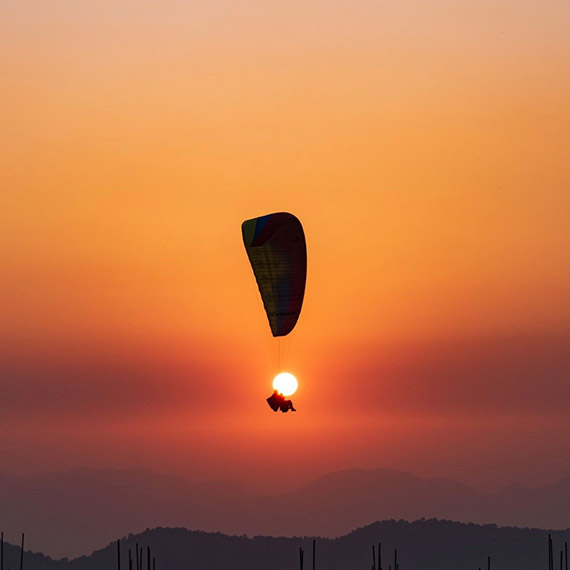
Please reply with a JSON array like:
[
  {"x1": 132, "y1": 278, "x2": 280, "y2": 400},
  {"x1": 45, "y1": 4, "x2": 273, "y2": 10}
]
[{"x1": 272, "y1": 372, "x2": 298, "y2": 397}]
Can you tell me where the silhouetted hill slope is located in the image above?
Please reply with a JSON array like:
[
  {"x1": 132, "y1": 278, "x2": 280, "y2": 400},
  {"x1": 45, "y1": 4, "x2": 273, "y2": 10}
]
[
  {"x1": 239, "y1": 469, "x2": 484, "y2": 537},
  {"x1": 1, "y1": 467, "x2": 570, "y2": 558},
  {"x1": 3, "y1": 520, "x2": 569, "y2": 570},
  {"x1": 232, "y1": 468, "x2": 570, "y2": 539},
  {"x1": 0, "y1": 468, "x2": 246, "y2": 558}
]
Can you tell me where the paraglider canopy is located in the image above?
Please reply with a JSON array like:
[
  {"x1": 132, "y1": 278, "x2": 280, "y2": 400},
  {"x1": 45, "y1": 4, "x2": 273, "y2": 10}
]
[{"x1": 242, "y1": 212, "x2": 307, "y2": 337}]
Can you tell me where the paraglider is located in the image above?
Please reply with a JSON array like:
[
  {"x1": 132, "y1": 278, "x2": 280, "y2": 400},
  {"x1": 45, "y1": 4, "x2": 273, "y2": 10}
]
[
  {"x1": 242, "y1": 212, "x2": 307, "y2": 412},
  {"x1": 266, "y1": 390, "x2": 296, "y2": 413}
]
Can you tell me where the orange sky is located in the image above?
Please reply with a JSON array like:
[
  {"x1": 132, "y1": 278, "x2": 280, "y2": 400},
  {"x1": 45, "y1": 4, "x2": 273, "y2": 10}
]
[{"x1": 1, "y1": 0, "x2": 569, "y2": 493}]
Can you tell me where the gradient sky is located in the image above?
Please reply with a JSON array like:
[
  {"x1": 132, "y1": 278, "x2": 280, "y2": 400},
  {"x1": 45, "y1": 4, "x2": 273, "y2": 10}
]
[{"x1": 2, "y1": 0, "x2": 569, "y2": 494}]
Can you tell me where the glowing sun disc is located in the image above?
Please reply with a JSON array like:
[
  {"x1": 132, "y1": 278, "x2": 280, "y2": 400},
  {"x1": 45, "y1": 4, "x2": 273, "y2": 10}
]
[{"x1": 273, "y1": 372, "x2": 298, "y2": 396}]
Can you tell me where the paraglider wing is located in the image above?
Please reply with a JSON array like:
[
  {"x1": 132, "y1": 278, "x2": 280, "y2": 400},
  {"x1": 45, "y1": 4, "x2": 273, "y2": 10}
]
[{"x1": 242, "y1": 212, "x2": 307, "y2": 337}]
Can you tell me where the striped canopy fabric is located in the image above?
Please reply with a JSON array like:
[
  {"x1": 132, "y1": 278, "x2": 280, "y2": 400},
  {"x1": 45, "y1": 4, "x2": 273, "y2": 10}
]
[{"x1": 242, "y1": 212, "x2": 307, "y2": 337}]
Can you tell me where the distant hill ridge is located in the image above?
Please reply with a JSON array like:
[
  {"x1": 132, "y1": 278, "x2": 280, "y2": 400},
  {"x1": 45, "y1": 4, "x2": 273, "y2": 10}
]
[
  {"x1": 0, "y1": 467, "x2": 569, "y2": 558},
  {"x1": 1, "y1": 520, "x2": 569, "y2": 570}
]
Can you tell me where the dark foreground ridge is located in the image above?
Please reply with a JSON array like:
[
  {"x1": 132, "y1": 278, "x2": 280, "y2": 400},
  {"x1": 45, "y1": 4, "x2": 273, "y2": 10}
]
[{"x1": 2, "y1": 520, "x2": 569, "y2": 570}]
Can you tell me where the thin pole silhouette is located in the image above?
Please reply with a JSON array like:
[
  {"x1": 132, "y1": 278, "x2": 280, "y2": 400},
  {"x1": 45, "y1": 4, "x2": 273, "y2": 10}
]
[
  {"x1": 378, "y1": 542, "x2": 381, "y2": 570},
  {"x1": 1, "y1": 531, "x2": 3, "y2": 570},
  {"x1": 487, "y1": 555, "x2": 491, "y2": 570},
  {"x1": 117, "y1": 539, "x2": 121, "y2": 570},
  {"x1": 372, "y1": 545, "x2": 376, "y2": 570},
  {"x1": 152, "y1": 556, "x2": 155, "y2": 570},
  {"x1": 129, "y1": 549, "x2": 133, "y2": 570},
  {"x1": 299, "y1": 547, "x2": 304, "y2": 570},
  {"x1": 147, "y1": 546, "x2": 150, "y2": 570},
  {"x1": 135, "y1": 543, "x2": 139, "y2": 570},
  {"x1": 312, "y1": 539, "x2": 315, "y2": 570},
  {"x1": 549, "y1": 535, "x2": 552, "y2": 570},
  {"x1": 19, "y1": 534, "x2": 24, "y2": 570},
  {"x1": 565, "y1": 542, "x2": 568, "y2": 570}
]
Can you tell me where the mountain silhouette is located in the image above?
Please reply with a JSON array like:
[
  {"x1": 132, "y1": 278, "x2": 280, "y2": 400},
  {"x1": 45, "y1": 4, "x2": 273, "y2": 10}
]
[
  {"x1": 1, "y1": 467, "x2": 569, "y2": 558},
  {"x1": 1, "y1": 521, "x2": 569, "y2": 570}
]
